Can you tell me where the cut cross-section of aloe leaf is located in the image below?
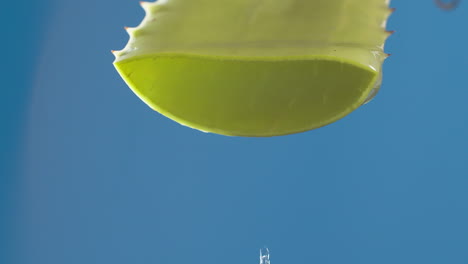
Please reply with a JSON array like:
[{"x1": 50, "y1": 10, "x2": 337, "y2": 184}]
[{"x1": 114, "y1": 0, "x2": 393, "y2": 137}]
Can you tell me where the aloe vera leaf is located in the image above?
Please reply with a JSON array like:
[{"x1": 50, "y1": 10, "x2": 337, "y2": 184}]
[{"x1": 114, "y1": 0, "x2": 392, "y2": 137}]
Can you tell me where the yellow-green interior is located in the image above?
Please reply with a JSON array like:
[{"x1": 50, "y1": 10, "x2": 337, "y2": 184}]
[{"x1": 115, "y1": 54, "x2": 378, "y2": 136}]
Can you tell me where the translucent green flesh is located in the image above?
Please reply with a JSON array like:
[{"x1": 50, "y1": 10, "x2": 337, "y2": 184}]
[{"x1": 115, "y1": 55, "x2": 377, "y2": 137}]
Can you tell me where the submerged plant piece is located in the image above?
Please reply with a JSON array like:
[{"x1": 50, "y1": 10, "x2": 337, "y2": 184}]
[{"x1": 113, "y1": 0, "x2": 393, "y2": 137}]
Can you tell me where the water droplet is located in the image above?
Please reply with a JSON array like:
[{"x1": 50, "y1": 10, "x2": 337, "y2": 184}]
[{"x1": 260, "y1": 247, "x2": 270, "y2": 264}]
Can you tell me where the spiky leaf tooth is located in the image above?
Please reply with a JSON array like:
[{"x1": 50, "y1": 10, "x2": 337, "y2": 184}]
[{"x1": 114, "y1": 0, "x2": 393, "y2": 137}]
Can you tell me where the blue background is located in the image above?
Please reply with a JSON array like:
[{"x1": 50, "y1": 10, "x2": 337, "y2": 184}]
[{"x1": 2, "y1": 1, "x2": 468, "y2": 264}]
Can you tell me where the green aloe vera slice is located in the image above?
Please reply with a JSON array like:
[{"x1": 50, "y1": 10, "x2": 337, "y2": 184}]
[{"x1": 114, "y1": 0, "x2": 392, "y2": 137}]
